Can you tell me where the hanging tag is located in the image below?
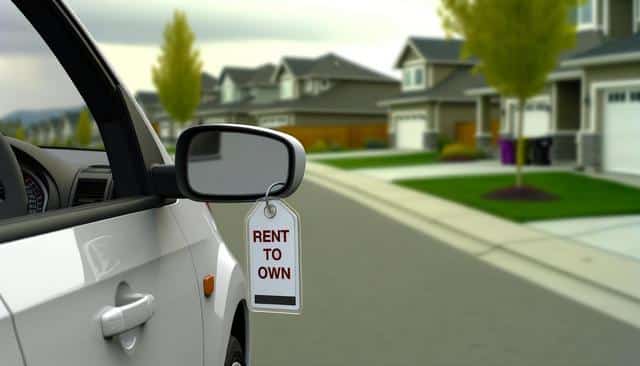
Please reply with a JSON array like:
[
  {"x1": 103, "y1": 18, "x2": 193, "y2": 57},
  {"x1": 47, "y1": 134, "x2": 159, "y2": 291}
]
[{"x1": 246, "y1": 198, "x2": 302, "y2": 314}]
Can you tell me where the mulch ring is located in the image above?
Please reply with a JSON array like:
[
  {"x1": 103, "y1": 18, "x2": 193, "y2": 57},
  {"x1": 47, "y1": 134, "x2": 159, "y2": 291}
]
[{"x1": 483, "y1": 185, "x2": 558, "y2": 202}]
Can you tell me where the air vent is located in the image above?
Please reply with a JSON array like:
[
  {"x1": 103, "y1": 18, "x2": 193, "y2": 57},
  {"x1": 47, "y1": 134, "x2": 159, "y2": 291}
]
[{"x1": 72, "y1": 178, "x2": 108, "y2": 206}]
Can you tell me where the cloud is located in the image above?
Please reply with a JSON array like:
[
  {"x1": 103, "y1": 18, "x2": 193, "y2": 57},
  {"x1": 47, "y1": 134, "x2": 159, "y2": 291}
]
[{"x1": 63, "y1": 0, "x2": 399, "y2": 45}]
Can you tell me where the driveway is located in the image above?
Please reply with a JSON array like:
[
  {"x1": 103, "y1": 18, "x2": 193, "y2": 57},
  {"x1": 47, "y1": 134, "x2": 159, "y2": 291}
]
[
  {"x1": 356, "y1": 159, "x2": 574, "y2": 181},
  {"x1": 210, "y1": 179, "x2": 640, "y2": 366},
  {"x1": 529, "y1": 215, "x2": 640, "y2": 261}
]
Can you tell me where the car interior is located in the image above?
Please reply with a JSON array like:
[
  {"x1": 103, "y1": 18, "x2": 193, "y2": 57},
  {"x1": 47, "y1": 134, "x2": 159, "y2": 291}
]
[{"x1": 2, "y1": 137, "x2": 113, "y2": 216}]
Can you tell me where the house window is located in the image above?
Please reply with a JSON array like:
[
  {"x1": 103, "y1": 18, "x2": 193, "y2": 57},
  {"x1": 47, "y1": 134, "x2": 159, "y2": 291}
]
[
  {"x1": 629, "y1": 91, "x2": 640, "y2": 102},
  {"x1": 403, "y1": 69, "x2": 412, "y2": 86},
  {"x1": 280, "y1": 78, "x2": 295, "y2": 99},
  {"x1": 414, "y1": 68, "x2": 424, "y2": 85},
  {"x1": 575, "y1": 0, "x2": 595, "y2": 28},
  {"x1": 608, "y1": 92, "x2": 627, "y2": 103},
  {"x1": 304, "y1": 80, "x2": 314, "y2": 94},
  {"x1": 402, "y1": 65, "x2": 426, "y2": 91},
  {"x1": 222, "y1": 77, "x2": 234, "y2": 103}
]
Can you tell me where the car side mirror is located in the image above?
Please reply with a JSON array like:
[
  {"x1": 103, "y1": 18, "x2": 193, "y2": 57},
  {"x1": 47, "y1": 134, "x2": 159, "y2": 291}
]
[{"x1": 170, "y1": 124, "x2": 305, "y2": 202}]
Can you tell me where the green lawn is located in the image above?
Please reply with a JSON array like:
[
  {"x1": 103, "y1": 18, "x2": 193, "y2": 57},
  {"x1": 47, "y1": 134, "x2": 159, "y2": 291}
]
[
  {"x1": 396, "y1": 172, "x2": 640, "y2": 222},
  {"x1": 317, "y1": 152, "x2": 439, "y2": 170}
]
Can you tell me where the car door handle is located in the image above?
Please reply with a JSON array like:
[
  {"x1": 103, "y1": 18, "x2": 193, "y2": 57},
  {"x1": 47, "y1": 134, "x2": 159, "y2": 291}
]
[{"x1": 100, "y1": 293, "x2": 155, "y2": 338}]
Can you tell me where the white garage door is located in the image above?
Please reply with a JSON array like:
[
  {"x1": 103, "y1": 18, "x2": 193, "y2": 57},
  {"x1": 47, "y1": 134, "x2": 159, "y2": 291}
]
[
  {"x1": 603, "y1": 88, "x2": 640, "y2": 175},
  {"x1": 396, "y1": 118, "x2": 426, "y2": 150},
  {"x1": 508, "y1": 99, "x2": 551, "y2": 138}
]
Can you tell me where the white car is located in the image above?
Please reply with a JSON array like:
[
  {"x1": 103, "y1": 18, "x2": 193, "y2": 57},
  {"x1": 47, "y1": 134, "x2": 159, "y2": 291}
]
[{"x1": 0, "y1": 1, "x2": 305, "y2": 366}]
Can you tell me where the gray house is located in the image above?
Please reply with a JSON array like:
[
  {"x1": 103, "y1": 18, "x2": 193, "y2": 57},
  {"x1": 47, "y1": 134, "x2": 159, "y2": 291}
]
[
  {"x1": 249, "y1": 53, "x2": 399, "y2": 148},
  {"x1": 378, "y1": 37, "x2": 498, "y2": 151},
  {"x1": 251, "y1": 53, "x2": 398, "y2": 126},
  {"x1": 195, "y1": 63, "x2": 279, "y2": 125},
  {"x1": 468, "y1": 0, "x2": 640, "y2": 170},
  {"x1": 562, "y1": 32, "x2": 640, "y2": 174}
]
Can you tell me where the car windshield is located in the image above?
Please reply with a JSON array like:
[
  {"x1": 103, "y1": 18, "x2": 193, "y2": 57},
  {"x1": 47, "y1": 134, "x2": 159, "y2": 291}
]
[{"x1": 65, "y1": 0, "x2": 640, "y2": 363}]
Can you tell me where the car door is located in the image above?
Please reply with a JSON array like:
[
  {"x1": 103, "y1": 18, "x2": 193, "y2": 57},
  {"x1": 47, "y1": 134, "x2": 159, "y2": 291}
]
[
  {"x1": 0, "y1": 1, "x2": 203, "y2": 365},
  {"x1": 0, "y1": 206, "x2": 203, "y2": 366},
  {"x1": 0, "y1": 297, "x2": 22, "y2": 366}
]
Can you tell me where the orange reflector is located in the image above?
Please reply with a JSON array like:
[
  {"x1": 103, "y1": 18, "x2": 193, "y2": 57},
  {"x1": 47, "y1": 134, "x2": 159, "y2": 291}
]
[{"x1": 203, "y1": 275, "x2": 215, "y2": 297}]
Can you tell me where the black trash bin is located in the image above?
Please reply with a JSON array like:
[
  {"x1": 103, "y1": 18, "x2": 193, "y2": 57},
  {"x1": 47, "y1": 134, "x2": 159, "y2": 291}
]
[{"x1": 531, "y1": 137, "x2": 553, "y2": 165}]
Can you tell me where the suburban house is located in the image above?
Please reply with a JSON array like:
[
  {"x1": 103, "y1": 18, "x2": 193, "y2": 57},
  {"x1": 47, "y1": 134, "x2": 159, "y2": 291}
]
[
  {"x1": 378, "y1": 37, "x2": 499, "y2": 151},
  {"x1": 194, "y1": 63, "x2": 279, "y2": 125},
  {"x1": 468, "y1": 0, "x2": 640, "y2": 173},
  {"x1": 250, "y1": 53, "x2": 399, "y2": 149}
]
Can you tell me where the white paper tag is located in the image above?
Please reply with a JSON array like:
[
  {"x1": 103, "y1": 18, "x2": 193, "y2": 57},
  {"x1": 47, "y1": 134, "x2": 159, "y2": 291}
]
[{"x1": 246, "y1": 199, "x2": 301, "y2": 314}]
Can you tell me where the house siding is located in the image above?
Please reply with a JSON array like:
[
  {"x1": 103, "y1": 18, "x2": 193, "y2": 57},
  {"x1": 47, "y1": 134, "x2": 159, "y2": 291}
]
[
  {"x1": 389, "y1": 101, "x2": 475, "y2": 142},
  {"x1": 438, "y1": 102, "x2": 476, "y2": 139},
  {"x1": 607, "y1": 0, "x2": 634, "y2": 38},
  {"x1": 292, "y1": 112, "x2": 386, "y2": 126}
]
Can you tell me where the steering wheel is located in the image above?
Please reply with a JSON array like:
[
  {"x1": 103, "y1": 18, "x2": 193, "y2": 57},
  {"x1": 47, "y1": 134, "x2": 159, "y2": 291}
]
[{"x1": 0, "y1": 134, "x2": 27, "y2": 220}]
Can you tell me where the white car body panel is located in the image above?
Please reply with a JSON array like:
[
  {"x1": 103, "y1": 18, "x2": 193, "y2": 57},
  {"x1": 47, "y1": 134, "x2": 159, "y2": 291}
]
[
  {"x1": 0, "y1": 205, "x2": 205, "y2": 366},
  {"x1": 0, "y1": 296, "x2": 22, "y2": 366},
  {"x1": 170, "y1": 198, "x2": 250, "y2": 366}
]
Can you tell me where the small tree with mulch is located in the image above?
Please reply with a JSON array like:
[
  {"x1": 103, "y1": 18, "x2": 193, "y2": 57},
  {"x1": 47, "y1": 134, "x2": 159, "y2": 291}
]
[{"x1": 439, "y1": 0, "x2": 579, "y2": 201}]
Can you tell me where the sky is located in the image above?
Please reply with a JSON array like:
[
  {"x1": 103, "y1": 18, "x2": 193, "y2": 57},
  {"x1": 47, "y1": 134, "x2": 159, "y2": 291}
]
[{"x1": 1, "y1": 0, "x2": 444, "y2": 116}]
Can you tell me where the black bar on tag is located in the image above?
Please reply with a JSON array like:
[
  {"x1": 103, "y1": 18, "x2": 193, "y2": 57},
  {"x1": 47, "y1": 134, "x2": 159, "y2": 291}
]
[{"x1": 255, "y1": 295, "x2": 296, "y2": 306}]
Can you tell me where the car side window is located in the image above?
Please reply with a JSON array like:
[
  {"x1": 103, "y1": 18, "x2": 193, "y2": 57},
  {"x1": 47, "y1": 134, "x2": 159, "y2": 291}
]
[{"x1": 0, "y1": 1, "x2": 103, "y2": 149}]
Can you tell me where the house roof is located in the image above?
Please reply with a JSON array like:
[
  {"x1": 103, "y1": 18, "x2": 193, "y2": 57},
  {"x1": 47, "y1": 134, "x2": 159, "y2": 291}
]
[
  {"x1": 466, "y1": 30, "x2": 607, "y2": 96},
  {"x1": 277, "y1": 53, "x2": 396, "y2": 82},
  {"x1": 219, "y1": 64, "x2": 276, "y2": 87},
  {"x1": 247, "y1": 64, "x2": 277, "y2": 87},
  {"x1": 380, "y1": 69, "x2": 485, "y2": 106},
  {"x1": 250, "y1": 82, "x2": 399, "y2": 115},
  {"x1": 201, "y1": 72, "x2": 218, "y2": 90},
  {"x1": 394, "y1": 37, "x2": 474, "y2": 68},
  {"x1": 562, "y1": 32, "x2": 640, "y2": 67},
  {"x1": 410, "y1": 37, "x2": 466, "y2": 62},
  {"x1": 134, "y1": 91, "x2": 160, "y2": 106}
]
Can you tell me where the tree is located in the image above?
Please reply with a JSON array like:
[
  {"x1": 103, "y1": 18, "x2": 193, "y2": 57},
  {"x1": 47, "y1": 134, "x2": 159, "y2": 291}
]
[
  {"x1": 439, "y1": 0, "x2": 578, "y2": 187},
  {"x1": 14, "y1": 126, "x2": 26, "y2": 141},
  {"x1": 152, "y1": 10, "x2": 202, "y2": 142},
  {"x1": 74, "y1": 109, "x2": 92, "y2": 147}
]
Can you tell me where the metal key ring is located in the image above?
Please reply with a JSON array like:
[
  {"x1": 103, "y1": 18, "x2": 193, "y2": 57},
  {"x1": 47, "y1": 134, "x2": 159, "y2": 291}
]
[{"x1": 264, "y1": 181, "x2": 285, "y2": 219}]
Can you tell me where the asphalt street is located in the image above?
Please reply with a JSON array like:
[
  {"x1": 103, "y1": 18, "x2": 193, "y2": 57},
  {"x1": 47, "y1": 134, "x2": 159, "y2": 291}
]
[{"x1": 210, "y1": 179, "x2": 640, "y2": 366}]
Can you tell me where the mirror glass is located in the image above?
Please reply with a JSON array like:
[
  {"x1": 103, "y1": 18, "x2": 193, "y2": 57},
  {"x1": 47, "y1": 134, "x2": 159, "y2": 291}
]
[{"x1": 186, "y1": 131, "x2": 290, "y2": 197}]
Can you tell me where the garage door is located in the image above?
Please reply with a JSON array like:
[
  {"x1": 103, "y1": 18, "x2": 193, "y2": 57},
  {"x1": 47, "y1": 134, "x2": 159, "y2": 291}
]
[
  {"x1": 396, "y1": 118, "x2": 426, "y2": 150},
  {"x1": 509, "y1": 99, "x2": 551, "y2": 138},
  {"x1": 603, "y1": 89, "x2": 640, "y2": 175}
]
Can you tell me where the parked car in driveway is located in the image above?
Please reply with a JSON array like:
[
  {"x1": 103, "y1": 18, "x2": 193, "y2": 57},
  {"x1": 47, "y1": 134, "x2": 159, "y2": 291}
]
[{"x1": 0, "y1": 1, "x2": 305, "y2": 366}]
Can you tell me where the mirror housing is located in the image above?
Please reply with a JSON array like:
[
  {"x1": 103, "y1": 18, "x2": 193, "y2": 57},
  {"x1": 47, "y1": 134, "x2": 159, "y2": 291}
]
[{"x1": 167, "y1": 124, "x2": 305, "y2": 202}]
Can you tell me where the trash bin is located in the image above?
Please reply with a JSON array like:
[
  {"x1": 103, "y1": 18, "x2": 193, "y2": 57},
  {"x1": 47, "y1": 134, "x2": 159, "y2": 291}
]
[
  {"x1": 531, "y1": 137, "x2": 553, "y2": 165},
  {"x1": 499, "y1": 139, "x2": 515, "y2": 165}
]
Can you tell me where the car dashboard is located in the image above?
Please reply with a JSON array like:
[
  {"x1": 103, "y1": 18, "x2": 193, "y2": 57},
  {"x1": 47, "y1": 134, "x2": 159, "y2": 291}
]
[{"x1": 7, "y1": 138, "x2": 114, "y2": 215}]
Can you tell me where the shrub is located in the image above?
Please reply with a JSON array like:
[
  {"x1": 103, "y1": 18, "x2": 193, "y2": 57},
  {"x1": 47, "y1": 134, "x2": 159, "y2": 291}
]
[
  {"x1": 439, "y1": 143, "x2": 484, "y2": 162},
  {"x1": 437, "y1": 134, "x2": 452, "y2": 152},
  {"x1": 308, "y1": 139, "x2": 346, "y2": 153},
  {"x1": 364, "y1": 139, "x2": 388, "y2": 150}
]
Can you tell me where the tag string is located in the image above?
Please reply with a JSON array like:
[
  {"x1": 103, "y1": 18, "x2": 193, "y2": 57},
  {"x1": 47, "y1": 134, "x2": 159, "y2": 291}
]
[{"x1": 264, "y1": 181, "x2": 285, "y2": 218}]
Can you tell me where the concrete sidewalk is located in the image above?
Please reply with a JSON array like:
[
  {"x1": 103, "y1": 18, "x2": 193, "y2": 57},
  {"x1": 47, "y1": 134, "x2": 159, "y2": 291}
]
[{"x1": 305, "y1": 162, "x2": 640, "y2": 328}]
